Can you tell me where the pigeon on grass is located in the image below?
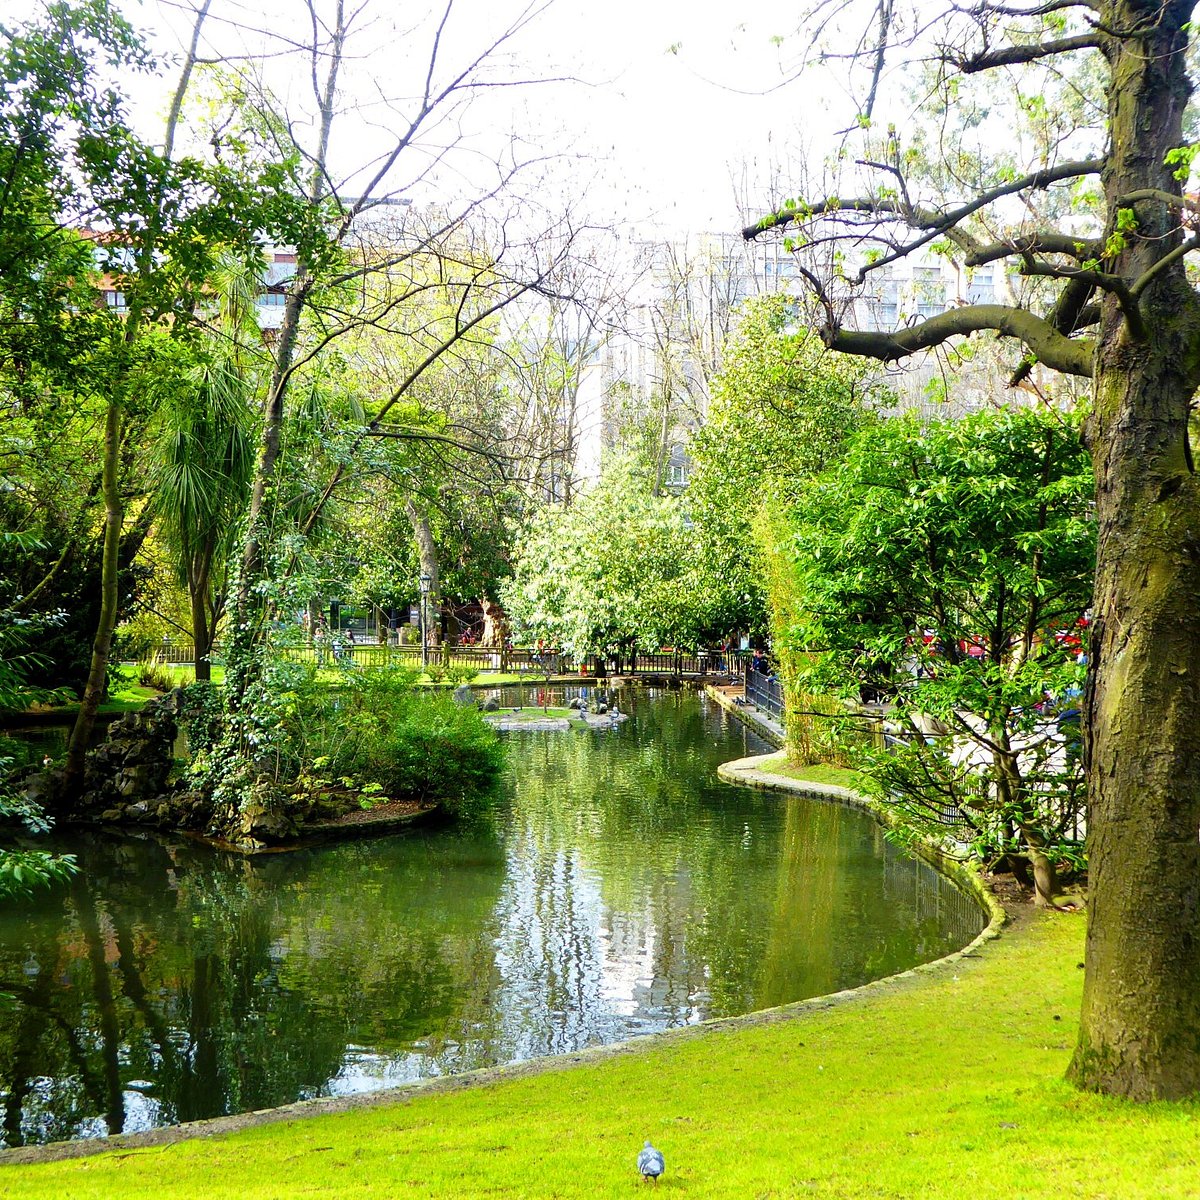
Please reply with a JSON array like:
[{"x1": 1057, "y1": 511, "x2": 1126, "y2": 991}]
[{"x1": 637, "y1": 1140, "x2": 665, "y2": 1184}]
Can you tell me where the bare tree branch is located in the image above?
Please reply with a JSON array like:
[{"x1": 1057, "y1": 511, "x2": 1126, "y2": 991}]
[
  {"x1": 958, "y1": 32, "x2": 1102, "y2": 73},
  {"x1": 743, "y1": 159, "x2": 1104, "y2": 265}
]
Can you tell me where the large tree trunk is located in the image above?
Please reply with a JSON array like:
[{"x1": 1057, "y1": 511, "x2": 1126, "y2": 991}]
[
  {"x1": 1069, "y1": 1, "x2": 1200, "y2": 1099},
  {"x1": 480, "y1": 596, "x2": 506, "y2": 648},
  {"x1": 405, "y1": 499, "x2": 440, "y2": 648},
  {"x1": 63, "y1": 398, "x2": 123, "y2": 794},
  {"x1": 1071, "y1": 352, "x2": 1200, "y2": 1098}
]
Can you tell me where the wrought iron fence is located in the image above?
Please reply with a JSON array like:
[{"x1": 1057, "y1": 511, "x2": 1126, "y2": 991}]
[
  {"x1": 133, "y1": 640, "x2": 727, "y2": 677},
  {"x1": 744, "y1": 667, "x2": 784, "y2": 721}
]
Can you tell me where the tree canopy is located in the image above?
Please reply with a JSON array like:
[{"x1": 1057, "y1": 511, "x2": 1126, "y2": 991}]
[
  {"x1": 501, "y1": 456, "x2": 716, "y2": 656},
  {"x1": 686, "y1": 294, "x2": 878, "y2": 634},
  {"x1": 787, "y1": 406, "x2": 1094, "y2": 901}
]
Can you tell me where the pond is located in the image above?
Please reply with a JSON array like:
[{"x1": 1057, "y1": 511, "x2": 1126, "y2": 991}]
[{"x1": 0, "y1": 688, "x2": 983, "y2": 1147}]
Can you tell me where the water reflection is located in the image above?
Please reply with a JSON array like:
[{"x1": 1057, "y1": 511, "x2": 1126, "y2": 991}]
[{"x1": 0, "y1": 689, "x2": 982, "y2": 1146}]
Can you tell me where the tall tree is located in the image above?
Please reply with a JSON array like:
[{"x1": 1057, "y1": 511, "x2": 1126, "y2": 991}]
[
  {"x1": 0, "y1": 2, "x2": 301, "y2": 789},
  {"x1": 744, "y1": 1, "x2": 1200, "y2": 1099},
  {"x1": 686, "y1": 294, "x2": 877, "y2": 636},
  {"x1": 154, "y1": 0, "x2": 579, "y2": 840},
  {"x1": 789, "y1": 408, "x2": 1094, "y2": 903}
]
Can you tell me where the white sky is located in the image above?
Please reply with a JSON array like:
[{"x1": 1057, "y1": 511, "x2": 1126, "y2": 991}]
[{"x1": 8, "y1": 0, "x2": 854, "y2": 240}]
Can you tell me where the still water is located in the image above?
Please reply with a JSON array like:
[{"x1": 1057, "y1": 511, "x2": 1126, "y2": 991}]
[{"x1": 0, "y1": 689, "x2": 983, "y2": 1146}]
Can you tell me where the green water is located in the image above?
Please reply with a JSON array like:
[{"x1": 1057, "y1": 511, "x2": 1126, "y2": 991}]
[{"x1": 0, "y1": 689, "x2": 982, "y2": 1147}]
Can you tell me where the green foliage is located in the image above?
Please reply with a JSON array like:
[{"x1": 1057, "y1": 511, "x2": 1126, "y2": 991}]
[
  {"x1": 0, "y1": 842, "x2": 76, "y2": 899},
  {"x1": 0, "y1": 758, "x2": 78, "y2": 898},
  {"x1": 191, "y1": 665, "x2": 502, "y2": 819},
  {"x1": 1165, "y1": 143, "x2": 1200, "y2": 181},
  {"x1": 753, "y1": 501, "x2": 847, "y2": 765},
  {"x1": 0, "y1": 612, "x2": 76, "y2": 898},
  {"x1": 780, "y1": 406, "x2": 1094, "y2": 874},
  {"x1": 502, "y1": 456, "x2": 711, "y2": 655},
  {"x1": 364, "y1": 691, "x2": 503, "y2": 813},
  {"x1": 505, "y1": 302, "x2": 876, "y2": 658},
  {"x1": 136, "y1": 657, "x2": 174, "y2": 691},
  {"x1": 686, "y1": 296, "x2": 879, "y2": 637},
  {"x1": 179, "y1": 679, "x2": 224, "y2": 756},
  {"x1": 0, "y1": 608, "x2": 69, "y2": 714}
]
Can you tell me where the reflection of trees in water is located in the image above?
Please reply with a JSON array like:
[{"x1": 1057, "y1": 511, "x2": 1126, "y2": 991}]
[
  {"x1": 0, "y1": 829, "x2": 506, "y2": 1146},
  {"x1": 499, "y1": 691, "x2": 982, "y2": 1033},
  {"x1": 495, "y1": 693, "x2": 801, "y2": 1038}
]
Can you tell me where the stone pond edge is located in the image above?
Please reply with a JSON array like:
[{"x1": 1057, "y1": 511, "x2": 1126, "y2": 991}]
[{"x1": 0, "y1": 702, "x2": 1006, "y2": 1169}]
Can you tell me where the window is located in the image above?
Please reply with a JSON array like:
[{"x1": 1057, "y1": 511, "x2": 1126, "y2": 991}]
[
  {"x1": 915, "y1": 266, "x2": 946, "y2": 319},
  {"x1": 864, "y1": 276, "x2": 899, "y2": 329},
  {"x1": 258, "y1": 291, "x2": 288, "y2": 306},
  {"x1": 967, "y1": 266, "x2": 995, "y2": 305},
  {"x1": 104, "y1": 290, "x2": 127, "y2": 310},
  {"x1": 665, "y1": 443, "x2": 688, "y2": 487}
]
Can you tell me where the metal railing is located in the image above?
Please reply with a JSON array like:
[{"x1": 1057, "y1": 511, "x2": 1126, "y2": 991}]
[
  {"x1": 136, "y1": 639, "x2": 736, "y2": 678},
  {"x1": 744, "y1": 666, "x2": 785, "y2": 721}
]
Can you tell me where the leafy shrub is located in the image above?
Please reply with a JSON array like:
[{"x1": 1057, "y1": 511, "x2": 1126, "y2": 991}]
[
  {"x1": 222, "y1": 664, "x2": 503, "y2": 815},
  {"x1": 350, "y1": 691, "x2": 503, "y2": 812},
  {"x1": 179, "y1": 680, "x2": 224, "y2": 756},
  {"x1": 0, "y1": 753, "x2": 75, "y2": 899}
]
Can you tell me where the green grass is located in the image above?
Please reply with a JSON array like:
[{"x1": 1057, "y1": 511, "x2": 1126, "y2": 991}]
[
  {"x1": 22, "y1": 676, "x2": 162, "y2": 719},
  {"x1": 153, "y1": 665, "x2": 539, "y2": 689},
  {"x1": 754, "y1": 752, "x2": 862, "y2": 790},
  {"x1": 12, "y1": 911, "x2": 1200, "y2": 1198}
]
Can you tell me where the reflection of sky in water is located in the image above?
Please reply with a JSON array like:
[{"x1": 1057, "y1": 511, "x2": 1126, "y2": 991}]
[{"x1": 0, "y1": 690, "x2": 984, "y2": 1146}]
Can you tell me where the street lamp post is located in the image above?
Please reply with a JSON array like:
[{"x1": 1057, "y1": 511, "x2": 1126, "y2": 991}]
[{"x1": 419, "y1": 572, "x2": 432, "y2": 672}]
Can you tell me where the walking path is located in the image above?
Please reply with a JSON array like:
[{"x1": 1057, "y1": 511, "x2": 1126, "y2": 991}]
[{"x1": 704, "y1": 681, "x2": 786, "y2": 744}]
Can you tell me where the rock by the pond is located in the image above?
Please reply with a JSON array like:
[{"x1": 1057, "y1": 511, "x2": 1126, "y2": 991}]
[
  {"x1": 581, "y1": 708, "x2": 630, "y2": 729},
  {"x1": 452, "y1": 684, "x2": 475, "y2": 706},
  {"x1": 482, "y1": 696, "x2": 500, "y2": 712},
  {"x1": 22, "y1": 689, "x2": 186, "y2": 820}
]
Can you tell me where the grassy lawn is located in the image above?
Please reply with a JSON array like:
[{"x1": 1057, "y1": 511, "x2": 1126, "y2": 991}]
[
  {"x1": 12, "y1": 909, "x2": 1199, "y2": 1198},
  {"x1": 20, "y1": 674, "x2": 163, "y2": 719},
  {"x1": 753, "y1": 752, "x2": 862, "y2": 791}
]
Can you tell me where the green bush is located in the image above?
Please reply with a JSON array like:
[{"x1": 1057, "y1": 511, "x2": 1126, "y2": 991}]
[
  {"x1": 137, "y1": 658, "x2": 175, "y2": 691},
  {"x1": 0, "y1": 753, "x2": 75, "y2": 899},
  {"x1": 353, "y1": 691, "x2": 503, "y2": 812},
  {"x1": 272, "y1": 666, "x2": 502, "y2": 813}
]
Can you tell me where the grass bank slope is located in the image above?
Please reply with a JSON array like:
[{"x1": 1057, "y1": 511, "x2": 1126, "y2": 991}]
[{"x1": 9, "y1": 912, "x2": 1199, "y2": 1198}]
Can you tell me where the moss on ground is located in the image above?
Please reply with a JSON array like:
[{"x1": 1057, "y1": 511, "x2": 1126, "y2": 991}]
[
  {"x1": 754, "y1": 752, "x2": 862, "y2": 790},
  {"x1": 11, "y1": 910, "x2": 1200, "y2": 1198}
]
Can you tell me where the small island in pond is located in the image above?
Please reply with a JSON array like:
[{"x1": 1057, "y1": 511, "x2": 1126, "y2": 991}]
[{"x1": 481, "y1": 697, "x2": 629, "y2": 732}]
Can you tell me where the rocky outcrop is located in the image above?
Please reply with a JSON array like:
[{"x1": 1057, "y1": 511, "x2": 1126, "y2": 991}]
[
  {"x1": 21, "y1": 690, "x2": 198, "y2": 828},
  {"x1": 78, "y1": 690, "x2": 183, "y2": 814}
]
